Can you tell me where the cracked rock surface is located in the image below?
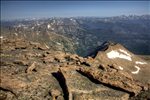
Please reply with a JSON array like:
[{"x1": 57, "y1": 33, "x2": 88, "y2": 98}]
[{"x1": 0, "y1": 38, "x2": 150, "y2": 100}]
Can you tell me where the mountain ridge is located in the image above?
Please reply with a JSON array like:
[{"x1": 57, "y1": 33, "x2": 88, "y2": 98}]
[{"x1": 1, "y1": 15, "x2": 150, "y2": 56}]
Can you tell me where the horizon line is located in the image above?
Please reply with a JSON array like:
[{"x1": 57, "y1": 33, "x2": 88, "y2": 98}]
[{"x1": 1, "y1": 14, "x2": 150, "y2": 21}]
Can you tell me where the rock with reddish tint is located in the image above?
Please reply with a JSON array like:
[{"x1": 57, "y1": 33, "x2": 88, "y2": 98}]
[
  {"x1": 78, "y1": 66, "x2": 143, "y2": 95},
  {"x1": 59, "y1": 67, "x2": 129, "y2": 100},
  {"x1": 93, "y1": 42, "x2": 150, "y2": 84},
  {"x1": 0, "y1": 38, "x2": 150, "y2": 100}
]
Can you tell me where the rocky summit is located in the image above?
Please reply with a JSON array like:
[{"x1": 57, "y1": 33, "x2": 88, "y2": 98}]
[{"x1": 0, "y1": 38, "x2": 150, "y2": 100}]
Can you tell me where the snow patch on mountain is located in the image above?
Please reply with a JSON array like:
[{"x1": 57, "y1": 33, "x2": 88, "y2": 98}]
[
  {"x1": 70, "y1": 18, "x2": 76, "y2": 22},
  {"x1": 0, "y1": 36, "x2": 3, "y2": 39},
  {"x1": 107, "y1": 50, "x2": 132, "y2": 61},
  {"x1": 56, "y1": 42, "x2": 61, "y2": 45},
  {"x1": 119, "y1": 66, "x2": 124, "y2": 70},
  {"x1": 14, "y1": 33, "x2": 18, "y2": 36},
  {"x1": 119, "y1": 49, "x2": 131, "y2": 56},
  {"x1": 31, "y1": 27, "x2": 34, "y2": 29},
  {"x1": 135, "y1": 61, "x2": 147, "y2": 65},
  {"x1": 47, "y1": 24, "x2": 51, "y2": 29},
  {"x1": 132, "y1": 66, "x2": 140, "y2": 74},
  {"x1": 44, "y1": 43, "x2": 49, "y2": 49}
]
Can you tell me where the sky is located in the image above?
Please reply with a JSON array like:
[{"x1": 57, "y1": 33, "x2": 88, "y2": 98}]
[{"x1": 1, "y1": 1, "x2": 150, "y2": 20}]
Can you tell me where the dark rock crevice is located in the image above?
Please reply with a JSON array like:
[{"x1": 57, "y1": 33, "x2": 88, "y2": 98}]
[
  {"x1": 76, "y1": 70, "x2": 134, "y2": 96},
  {"x1": 86, "y1": 41, "x2": 117, "y2": 57},
  {"x1": 0, "y1": 87, "x2": 17, "y2": 98},
  {"x1": 77, "y1": 67, "x2": 143, "y2": 96},
  {"x1": 52, "y1": 71, "x2": 69, "y2": 100},
  {"x1": 76, "y1": 70, "x2": 100, "y2": 84}
]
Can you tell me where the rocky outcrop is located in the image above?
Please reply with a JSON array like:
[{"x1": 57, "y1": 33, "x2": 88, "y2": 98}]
[
  {"x1": 59, "y1": 67, "x2": 129, "y2": 100},
  {"x1": 93, "y1": 41, "x2": 150, "y2": 84},
  {"x1": 78, "y1": 67, "x2": 143, "y2": 95},
  {"x1": 0, "y1": 38, "x2": 150, "y2": 100}
]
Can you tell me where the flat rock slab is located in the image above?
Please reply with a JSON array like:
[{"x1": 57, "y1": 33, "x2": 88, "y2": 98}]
[
  {"x1": 78, "y1": 66, "x2": 144, "y2": 95},
  {"x1": 60, "y1": 67, "x2": 129, "y2": 100},
  {"x1": 0, "y1": 65, "x2": 63, "y2": 100}
]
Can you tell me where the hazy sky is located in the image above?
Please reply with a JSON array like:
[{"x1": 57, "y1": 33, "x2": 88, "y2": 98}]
[{"x1": 1, "y1": 1, "x2": 150, "y2": 20}]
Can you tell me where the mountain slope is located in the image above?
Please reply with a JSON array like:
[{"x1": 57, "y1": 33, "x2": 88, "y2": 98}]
[
  {"x1": 1, "y1": 15, "x2": 150, "y2": 56},
  {"x1": 0, "y1": 38, "x2": 150, "y2": 100}
]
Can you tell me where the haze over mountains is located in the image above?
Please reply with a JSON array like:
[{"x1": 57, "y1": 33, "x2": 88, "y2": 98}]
[
  {"x1": 1, "y1": 15, "x2": 150, "y2": 56},
  {"x1": 1, "y1": 0, "x2": 150, "y2": 99}
]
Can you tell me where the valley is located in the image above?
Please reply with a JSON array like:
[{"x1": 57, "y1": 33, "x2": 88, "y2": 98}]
[{"x1": 1, "y1": 15, "x2": 150, "y2": 56}]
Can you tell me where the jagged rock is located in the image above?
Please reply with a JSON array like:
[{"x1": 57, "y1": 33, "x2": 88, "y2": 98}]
[
  {"x1": 0, "y1": 38, "x2": 149, "y2": 100},
  {"x1": 59, "y1": 67, "x2": 129, "y2": 100},
  {"x1": 78, "y1": 66, "x2": 143, "y2": 95},
  {"x1": 26, "y1": 62, "x2": 36, "y2": 73},
  {"x1": 94, "y1": 42, "x2": 150, "y2": 84}
]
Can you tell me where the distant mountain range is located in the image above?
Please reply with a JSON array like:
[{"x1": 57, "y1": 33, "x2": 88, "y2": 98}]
[{"x1": 1, "y1": 15, "x2": 150, "y2": 56}]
